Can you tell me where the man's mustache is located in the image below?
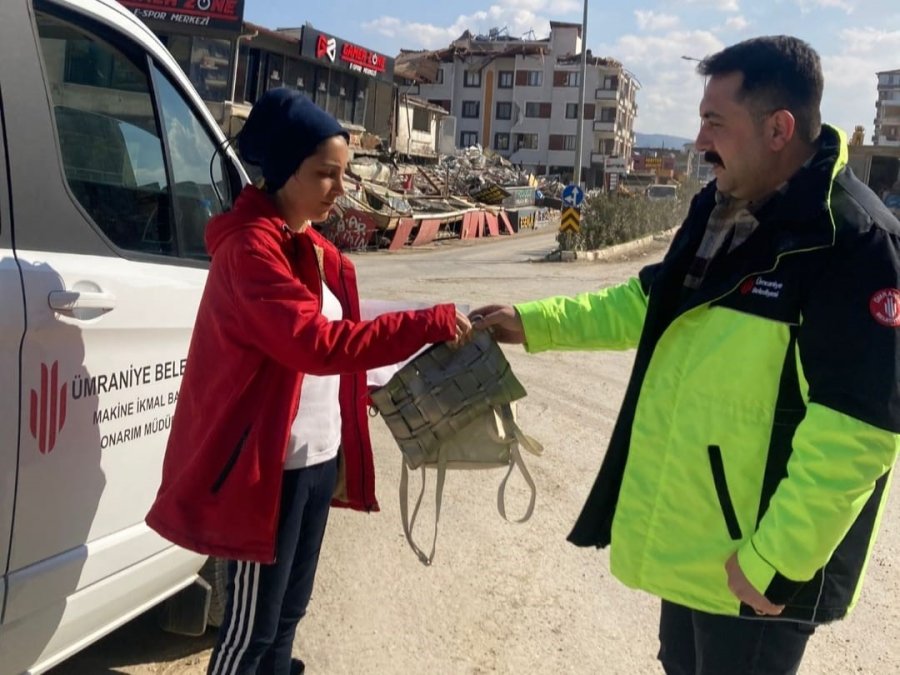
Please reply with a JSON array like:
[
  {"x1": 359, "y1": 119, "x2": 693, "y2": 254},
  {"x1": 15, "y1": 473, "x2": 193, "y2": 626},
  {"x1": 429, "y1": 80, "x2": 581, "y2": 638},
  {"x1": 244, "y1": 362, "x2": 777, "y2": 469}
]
[{"x1": 704, "y1": 151, "x2": 724, "y2": 167}]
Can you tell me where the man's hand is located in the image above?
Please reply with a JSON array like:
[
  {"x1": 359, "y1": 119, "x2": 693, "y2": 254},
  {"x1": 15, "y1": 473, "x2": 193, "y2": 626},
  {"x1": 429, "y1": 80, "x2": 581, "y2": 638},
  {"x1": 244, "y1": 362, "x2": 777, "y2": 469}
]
[
  {"x1": 725, "y1": 552, "x2": 785, "y2": 616},
  {"x1": 469, "y1": 305, "x2": 525, "y2": 344}
]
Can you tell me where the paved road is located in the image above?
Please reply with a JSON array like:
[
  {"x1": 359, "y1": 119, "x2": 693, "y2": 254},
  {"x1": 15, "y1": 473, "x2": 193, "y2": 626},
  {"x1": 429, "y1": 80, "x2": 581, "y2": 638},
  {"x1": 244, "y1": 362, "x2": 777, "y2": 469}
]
[{"x1": 51, "y1": 230, "x2": 899, "y2": 674}]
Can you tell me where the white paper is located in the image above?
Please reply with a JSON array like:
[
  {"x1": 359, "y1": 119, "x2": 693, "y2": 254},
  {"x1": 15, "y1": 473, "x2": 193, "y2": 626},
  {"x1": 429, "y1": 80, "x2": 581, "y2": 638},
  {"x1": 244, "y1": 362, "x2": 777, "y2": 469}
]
[{"x1": 361, "y1": 299, "x2": 468, "y2": 388}]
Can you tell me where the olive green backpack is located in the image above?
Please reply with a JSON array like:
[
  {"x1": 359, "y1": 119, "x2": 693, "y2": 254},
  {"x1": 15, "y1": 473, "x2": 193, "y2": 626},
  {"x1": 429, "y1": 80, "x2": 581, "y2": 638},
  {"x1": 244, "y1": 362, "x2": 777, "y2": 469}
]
[{"x1": 370, "y1": 330, "x2": 542, "y2": 565}]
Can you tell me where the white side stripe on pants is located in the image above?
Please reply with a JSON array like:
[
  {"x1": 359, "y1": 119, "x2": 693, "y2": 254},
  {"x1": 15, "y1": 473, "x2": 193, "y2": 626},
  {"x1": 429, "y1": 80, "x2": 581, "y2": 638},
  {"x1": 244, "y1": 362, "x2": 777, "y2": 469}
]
[{"x1": 209, "y1": 560, "x2": 261, "y2": 675}]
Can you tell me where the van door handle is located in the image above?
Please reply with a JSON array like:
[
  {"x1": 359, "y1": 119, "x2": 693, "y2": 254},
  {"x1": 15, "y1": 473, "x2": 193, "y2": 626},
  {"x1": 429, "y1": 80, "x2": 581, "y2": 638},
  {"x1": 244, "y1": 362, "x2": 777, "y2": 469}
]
[{"x1": 48, "y1": 289, "x2": 117, "y2": 316}]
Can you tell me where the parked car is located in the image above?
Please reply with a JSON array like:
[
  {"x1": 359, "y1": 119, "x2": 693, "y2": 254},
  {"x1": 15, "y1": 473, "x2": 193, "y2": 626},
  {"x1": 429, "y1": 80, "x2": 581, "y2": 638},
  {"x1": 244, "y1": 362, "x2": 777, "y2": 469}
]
[
  {"x1": 0, "y1": 1, "x2": 247, "y2": 672},
  {"x1": 645, "y1": 184, "x2": 679, "y2": 201}
]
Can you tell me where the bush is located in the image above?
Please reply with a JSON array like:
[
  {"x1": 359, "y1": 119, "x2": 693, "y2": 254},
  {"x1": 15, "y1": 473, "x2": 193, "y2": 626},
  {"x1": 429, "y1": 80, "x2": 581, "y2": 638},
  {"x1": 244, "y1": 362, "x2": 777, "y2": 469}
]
[{"x1": 558, "y1": 182, "x2": 695, "y2": 251}]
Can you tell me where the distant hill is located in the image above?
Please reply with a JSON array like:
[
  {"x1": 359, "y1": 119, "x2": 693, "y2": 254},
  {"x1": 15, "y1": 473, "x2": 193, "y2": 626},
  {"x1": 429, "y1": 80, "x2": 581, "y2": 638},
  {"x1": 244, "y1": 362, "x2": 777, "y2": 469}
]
[{"x1": 634, "y1": 132, "x2": 694, "y2": 149}]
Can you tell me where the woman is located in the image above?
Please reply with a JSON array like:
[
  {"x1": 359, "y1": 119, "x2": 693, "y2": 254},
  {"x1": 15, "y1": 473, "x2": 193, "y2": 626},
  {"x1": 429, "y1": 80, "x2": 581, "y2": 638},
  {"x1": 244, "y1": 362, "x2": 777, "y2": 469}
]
[{"x1": 146, "y1": 88, "x2": 468, "y2": 675}]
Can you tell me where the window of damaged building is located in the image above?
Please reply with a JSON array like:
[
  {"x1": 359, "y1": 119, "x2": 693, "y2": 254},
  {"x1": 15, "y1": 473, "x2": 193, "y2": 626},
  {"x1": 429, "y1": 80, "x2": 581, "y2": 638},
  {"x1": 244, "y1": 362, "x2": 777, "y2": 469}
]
[
  {"x1": 515, "y1": 133, "x2": 539, "y2": 150},
  {"x1": 411, "y1": 107, "x2": 431, "y2": 133},
  {"x1": 460, "y1": 131, "x2": 479, "y2": 147},
  {"x1": 462, "y1": 100, "x2": 480, "y2": 118},
  {"x1": 463, "y1": 70, "x2": 482, "y2": 87}
]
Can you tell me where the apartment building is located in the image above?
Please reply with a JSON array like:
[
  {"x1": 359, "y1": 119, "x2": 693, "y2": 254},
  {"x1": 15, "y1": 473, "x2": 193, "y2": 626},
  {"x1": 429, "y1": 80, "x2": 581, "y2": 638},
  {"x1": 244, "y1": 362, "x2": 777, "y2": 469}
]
[
  {"x1": 874, "y1": 69, "x2": 900, "y2": 146},
  {"x1": 396, "y1": 22, "x2": 638, "y2": 187}
]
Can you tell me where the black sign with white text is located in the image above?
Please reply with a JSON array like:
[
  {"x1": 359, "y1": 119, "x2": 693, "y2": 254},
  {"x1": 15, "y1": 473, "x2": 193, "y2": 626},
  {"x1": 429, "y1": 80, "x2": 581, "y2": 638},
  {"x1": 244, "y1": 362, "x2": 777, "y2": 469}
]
[{"x1": 300, "y1": 28, "x2": 395, "y2": 83}]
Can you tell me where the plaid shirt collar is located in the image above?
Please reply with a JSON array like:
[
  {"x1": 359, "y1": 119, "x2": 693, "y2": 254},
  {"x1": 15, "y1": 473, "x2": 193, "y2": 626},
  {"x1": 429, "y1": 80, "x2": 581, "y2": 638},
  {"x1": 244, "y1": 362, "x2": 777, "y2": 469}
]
[{"x1": 683, "y1": 151, "x2": 818, "y2": 290}]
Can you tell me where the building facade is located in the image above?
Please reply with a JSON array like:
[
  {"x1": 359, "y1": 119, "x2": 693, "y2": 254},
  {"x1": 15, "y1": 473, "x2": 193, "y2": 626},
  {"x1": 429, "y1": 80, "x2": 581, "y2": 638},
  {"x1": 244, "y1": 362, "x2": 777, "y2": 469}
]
[
  {"x1": 119, "y1": 0, "x2": 246, "y2": 127},
  {"x1": 117, "y1": 2, "x2": 395, "y2": 151},
  {"x1": 396, "y1": 22, "x2": 638, "y2": 187},
  {"x1": 874, "y1": 68, "x2": 900, "y2": 146},
  {"x1": 395, "y1": 96, "x2": 448, "y2": 160}
]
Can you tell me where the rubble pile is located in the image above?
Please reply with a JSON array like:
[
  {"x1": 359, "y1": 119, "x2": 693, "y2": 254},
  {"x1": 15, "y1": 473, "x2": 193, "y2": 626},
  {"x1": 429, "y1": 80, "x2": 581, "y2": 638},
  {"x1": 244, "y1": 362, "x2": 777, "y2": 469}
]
[
  {"x1": 349, "y1": 145, "x2": 535, "y2": 202},
  {"x1": 439, "y1": 145, "x2": 533, "y2": 198},
  {"x1": 324, "y1": 144, "x2": 558, "y2": 251}
]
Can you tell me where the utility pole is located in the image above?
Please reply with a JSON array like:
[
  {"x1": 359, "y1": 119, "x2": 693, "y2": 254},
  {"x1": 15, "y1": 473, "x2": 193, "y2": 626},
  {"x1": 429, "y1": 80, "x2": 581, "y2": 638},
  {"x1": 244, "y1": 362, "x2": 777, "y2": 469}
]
[{"x1": 573, "y1": 0, "x2": 589, "y2": 187}]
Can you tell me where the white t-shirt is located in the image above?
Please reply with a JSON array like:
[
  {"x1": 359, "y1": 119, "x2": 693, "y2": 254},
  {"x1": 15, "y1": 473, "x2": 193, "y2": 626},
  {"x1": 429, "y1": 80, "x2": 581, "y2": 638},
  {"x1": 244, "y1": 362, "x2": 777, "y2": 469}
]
[{"x1": 284, "y1": 282, "x2": 343, "y2": 470}]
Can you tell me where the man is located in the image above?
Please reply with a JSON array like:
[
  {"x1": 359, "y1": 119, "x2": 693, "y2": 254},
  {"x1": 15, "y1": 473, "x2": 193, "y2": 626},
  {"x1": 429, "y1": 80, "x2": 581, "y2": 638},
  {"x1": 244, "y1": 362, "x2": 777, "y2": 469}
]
[{"x1": 473, "y1": 36, "x2": 900, "y2": 674}]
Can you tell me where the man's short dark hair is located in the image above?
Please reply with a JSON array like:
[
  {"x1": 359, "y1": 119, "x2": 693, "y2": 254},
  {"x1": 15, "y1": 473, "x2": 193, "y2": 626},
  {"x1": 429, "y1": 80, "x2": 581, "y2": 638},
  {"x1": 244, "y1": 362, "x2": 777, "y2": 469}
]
[{"x1": 698, "y1": 36, "x2": 824, "y2": 144}]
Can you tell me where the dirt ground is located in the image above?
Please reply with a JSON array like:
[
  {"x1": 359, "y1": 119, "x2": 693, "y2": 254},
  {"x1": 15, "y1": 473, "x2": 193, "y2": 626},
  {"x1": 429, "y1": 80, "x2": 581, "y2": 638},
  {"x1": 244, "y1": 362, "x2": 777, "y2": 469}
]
[{"x1": 50, "y1": 232, "x2": 900, "y2": 674}]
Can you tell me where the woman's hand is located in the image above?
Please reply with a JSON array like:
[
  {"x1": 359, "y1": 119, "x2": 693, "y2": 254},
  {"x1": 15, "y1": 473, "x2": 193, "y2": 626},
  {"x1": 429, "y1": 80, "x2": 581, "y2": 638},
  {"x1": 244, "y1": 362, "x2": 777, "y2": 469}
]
[{"x1": 450, "y1": 309, "x2": 472, "y2": 347}]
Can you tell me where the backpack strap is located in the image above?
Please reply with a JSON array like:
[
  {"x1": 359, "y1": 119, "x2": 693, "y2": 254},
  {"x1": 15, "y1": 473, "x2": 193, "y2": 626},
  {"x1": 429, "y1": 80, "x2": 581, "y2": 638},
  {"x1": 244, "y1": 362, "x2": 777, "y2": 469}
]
[
  {"x1": 398, "y1": 404, "x2": 542, "y2": 566},
  {"x1": 496, "y1": 403, "x2": 543, "y2": 523},
  {"x1": 399, "y1": 454, "x2": 447, "y2": 566}
]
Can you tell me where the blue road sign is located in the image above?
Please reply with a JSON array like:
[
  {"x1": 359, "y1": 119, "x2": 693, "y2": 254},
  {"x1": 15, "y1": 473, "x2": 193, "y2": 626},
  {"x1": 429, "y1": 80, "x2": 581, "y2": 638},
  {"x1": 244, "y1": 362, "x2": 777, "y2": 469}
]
[{"x1": 562, "y1": 184, "x2": 585, "y2": 208}]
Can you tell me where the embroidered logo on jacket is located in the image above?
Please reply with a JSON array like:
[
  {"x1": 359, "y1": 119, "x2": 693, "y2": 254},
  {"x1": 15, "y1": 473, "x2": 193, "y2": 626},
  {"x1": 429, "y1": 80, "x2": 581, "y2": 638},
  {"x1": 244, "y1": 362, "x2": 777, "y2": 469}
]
[
  {"x1": 869, "y1": 288, "x2": 900, "y2": 327},
  {"x1": 740, "y1": 276, "x2": 783, "y2": 299}
]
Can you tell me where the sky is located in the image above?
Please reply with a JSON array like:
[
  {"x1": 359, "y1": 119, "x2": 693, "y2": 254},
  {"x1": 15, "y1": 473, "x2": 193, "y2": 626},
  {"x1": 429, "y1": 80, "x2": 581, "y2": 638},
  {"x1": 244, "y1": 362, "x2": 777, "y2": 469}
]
[{"x1": 244, "y1": 0, "x2": 900, "y2": 141}]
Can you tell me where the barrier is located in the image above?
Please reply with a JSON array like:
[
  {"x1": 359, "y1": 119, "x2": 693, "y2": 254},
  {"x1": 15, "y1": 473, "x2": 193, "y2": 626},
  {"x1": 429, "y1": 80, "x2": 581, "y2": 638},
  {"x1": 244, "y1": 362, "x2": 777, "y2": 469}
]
[
  {"x1": 323, "y1": 209, "x2": 378, "y2": 250},
  {"x1": 411, "y1": 219, "x2": 441, "y2": 246},
  {"x1": 504, "y1": 206, "x2": 550, "y2": 232},
  {"x1": 367, "y1": 206, "x2": 556, "y2": 251},
  {"x1": 485, "y1": 213, "x2": 500, "y2": 237},
  {"x1": 388, "y1": 218, "x2": 416, "y2": 250},
  {"x1": 460, "y1": 211, "x2": 479, "y2": 239}
]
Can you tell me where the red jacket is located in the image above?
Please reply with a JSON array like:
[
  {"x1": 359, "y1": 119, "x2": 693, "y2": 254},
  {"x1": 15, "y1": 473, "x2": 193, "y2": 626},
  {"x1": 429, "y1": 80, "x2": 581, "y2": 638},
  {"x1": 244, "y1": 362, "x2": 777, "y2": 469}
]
[{"x1": 146, "y1": 186, "x2": 456, "y2": 563}]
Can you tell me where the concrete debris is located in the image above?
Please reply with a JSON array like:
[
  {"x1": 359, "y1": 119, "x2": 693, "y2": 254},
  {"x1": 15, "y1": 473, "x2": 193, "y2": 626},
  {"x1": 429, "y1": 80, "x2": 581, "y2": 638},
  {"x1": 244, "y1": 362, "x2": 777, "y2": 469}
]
[
  {"x1": 324, "y1": 144, "x2": 561, "y2": 250},
  {"x1": 349, "y1": 145, "x2": 539, "y2": 203}
]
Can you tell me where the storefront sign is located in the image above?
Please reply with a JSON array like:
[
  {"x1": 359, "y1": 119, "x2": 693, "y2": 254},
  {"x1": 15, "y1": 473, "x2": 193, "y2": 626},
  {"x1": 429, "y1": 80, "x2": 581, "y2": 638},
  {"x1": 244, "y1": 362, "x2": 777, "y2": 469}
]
[
  {"x1": 301, "y1": 28, "x2": 394, "y2": 83},
  {"x1": 340, "y1": 43, "x2": 386, "y2": 74},
  {"x1": 316, "y1": 35, "x2": 337, "y2": 62},
  {"x1": 501, "y1": 186, "x2": 537, "y2": 208},
  {"x1": 118, "y1": 0, "x2": 245, "y2": 31},
  {"x1": 604, "y1": 157, "x2": 629, "y2": 174}
]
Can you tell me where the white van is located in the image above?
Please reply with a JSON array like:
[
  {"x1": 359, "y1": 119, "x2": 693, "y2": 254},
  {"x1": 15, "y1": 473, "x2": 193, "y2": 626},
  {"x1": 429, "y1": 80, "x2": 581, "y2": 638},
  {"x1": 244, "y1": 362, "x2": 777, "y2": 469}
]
[
  {"x1": 0, "y1": 1, "x2": 247, "y2": 672},
  {"x1": 645, "y1": 184, "x2": 678, "y2": 201}
]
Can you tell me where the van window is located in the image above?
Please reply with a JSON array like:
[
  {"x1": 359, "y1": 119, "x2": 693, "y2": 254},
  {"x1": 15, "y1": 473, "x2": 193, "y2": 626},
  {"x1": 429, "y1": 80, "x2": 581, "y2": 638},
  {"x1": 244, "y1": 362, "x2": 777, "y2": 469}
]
[
  {"x1": 151, "y1": 65, "x2": 230, "y2": 259},
  {"x1": 35, "y1": 9, "x2": 232, "y2": 260}
]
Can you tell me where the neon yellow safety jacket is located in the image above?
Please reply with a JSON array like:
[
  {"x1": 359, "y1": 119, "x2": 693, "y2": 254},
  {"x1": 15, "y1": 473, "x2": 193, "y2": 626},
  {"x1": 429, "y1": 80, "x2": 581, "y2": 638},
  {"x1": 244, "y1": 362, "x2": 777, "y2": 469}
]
[{"x1": 516, "y1": 126, "x2": 900, "y2": 622}]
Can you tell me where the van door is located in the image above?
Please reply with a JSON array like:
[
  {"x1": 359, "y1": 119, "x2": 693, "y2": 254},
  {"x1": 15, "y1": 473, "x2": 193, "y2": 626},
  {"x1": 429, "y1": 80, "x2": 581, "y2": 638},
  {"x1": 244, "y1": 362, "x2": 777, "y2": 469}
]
[
  {"x1": 0, "y1": 1, "x2": 242, "y2": 671},
  {"x1": 0, "y1": 63, "x2": 23, "y2": 629}
]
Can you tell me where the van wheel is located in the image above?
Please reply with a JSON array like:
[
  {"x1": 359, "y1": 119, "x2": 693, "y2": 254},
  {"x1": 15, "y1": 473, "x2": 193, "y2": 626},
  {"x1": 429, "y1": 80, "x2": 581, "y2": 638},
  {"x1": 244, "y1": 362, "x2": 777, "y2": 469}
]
[{"x1": 199, "y1": 557, "x2": 229, "y2": 628}]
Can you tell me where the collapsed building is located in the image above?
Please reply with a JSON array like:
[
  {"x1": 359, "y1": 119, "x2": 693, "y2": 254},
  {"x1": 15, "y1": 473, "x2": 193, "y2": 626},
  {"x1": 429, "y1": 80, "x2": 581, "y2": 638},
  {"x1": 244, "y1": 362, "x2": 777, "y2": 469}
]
[{"x1": 395, "y1": 22, "x2": 639, "y2": 189}]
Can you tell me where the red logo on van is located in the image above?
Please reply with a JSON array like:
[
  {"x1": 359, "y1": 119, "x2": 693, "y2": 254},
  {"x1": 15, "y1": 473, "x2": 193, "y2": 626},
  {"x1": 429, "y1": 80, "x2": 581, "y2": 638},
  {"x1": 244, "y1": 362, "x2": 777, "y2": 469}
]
[
  {"x1": 30, "y1": 361, "x2": 67, "y2": 454},
  {"x1": 870, "y1": 288, "x2": 900, "y2": 327}
]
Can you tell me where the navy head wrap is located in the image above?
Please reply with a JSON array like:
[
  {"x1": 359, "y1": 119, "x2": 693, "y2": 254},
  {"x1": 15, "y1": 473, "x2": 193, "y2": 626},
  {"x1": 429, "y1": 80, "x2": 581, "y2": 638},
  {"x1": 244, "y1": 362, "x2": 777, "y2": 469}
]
[{"x1": 238, "y1": 87, "x2": 349, "y2": 192}]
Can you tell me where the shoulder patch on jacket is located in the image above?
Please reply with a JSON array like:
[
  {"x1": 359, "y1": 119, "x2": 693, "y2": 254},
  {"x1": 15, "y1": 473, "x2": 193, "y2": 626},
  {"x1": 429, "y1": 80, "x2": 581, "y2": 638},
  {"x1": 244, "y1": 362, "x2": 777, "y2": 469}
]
[{"x1": 870, "y1": 288, "x2": 900, "y2": 327}]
